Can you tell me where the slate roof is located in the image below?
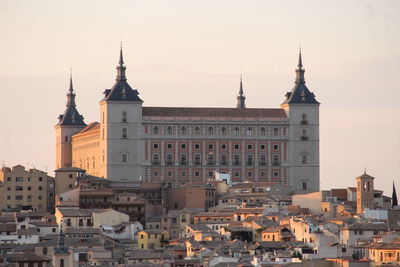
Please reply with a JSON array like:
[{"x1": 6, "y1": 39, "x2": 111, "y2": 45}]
[
  {"x1": 0, "y1": 223, "x2": 16, "y2": 232},
  {"x1": 57, "y1": 77, "x2": 86, "y2": 126},
  {"x1": 283, "y1": 51, "x2": 319, "y2": 105},
  {"x1": 143, "y1": 107, "x2": 287, "y2": 118},
  {"x1": 283, "y1": 83, "x2": 319, "y2": 105},
  {"x1": 102, "y1": 48, "x2": 142, "y2": 102}
]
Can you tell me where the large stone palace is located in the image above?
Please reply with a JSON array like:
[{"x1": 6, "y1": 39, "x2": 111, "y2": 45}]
[{"x1": 55, "y1": 48, "x2": 320, "y2": 193}]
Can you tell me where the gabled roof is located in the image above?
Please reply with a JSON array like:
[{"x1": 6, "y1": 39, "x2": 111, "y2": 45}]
[{"x1": 143, "y1": 107, "x2": 287, "y2": 118}]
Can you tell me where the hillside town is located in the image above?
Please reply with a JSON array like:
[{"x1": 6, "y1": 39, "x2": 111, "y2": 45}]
[{"x1": 0, "y1": 165, "x2": 399, "y2": 267}]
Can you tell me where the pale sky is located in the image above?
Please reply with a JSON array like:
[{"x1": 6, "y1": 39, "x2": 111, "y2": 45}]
[{"x1": 0, "y1": 0, "x2": 399, "y2": 195}]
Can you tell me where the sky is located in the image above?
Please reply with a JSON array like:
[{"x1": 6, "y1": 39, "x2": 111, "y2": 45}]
[{"x1": 0, "y1": 0, "x2": 399, "y2": 195}]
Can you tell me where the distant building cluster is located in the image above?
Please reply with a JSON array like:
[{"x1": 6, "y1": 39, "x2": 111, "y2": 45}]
[{"x1": 1, "y1": 49, "x2": 399, "y2": 267}]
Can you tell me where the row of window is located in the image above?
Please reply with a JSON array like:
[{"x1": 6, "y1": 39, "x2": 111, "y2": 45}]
[
  {"x1": 151, "y1": 153, "x2": 281, "y2": 166},
  {"x1": 153, "y1": 143, "x2": 281, "y2": 151},
  {"x1": 120, "y1": 127, "x2": 308, "y2": 140},
  {"x1": 6, "y1": 195, "x2": 42, "y2": 200},
  {"x1": 6, "y1": 176, "x2": 44, "y2": 182},
  {"x1": 151, "y1": 126, "x2": 286, "y2": 137},
  {"x1": 6, "y1": 186, "x2": 43, "y2": 191},
  {"x1": 152, "y1": 170, "x2": 282, "y2": 179}
]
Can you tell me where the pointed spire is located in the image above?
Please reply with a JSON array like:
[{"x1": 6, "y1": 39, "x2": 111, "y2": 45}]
[
  {"x1": 295, "y1": 48, "x2": 306, "y2": 84},
  {"x1": 116, "y1": 45, "x2": 127, "y2": 81},
  {"x1": 236, "y1": 74, "x2": 246, "y2": 109},
  {"x1": 298, "y1": 47, "x2": 303, "y2": 69},
  {"x1": 66, "y1": 72, "x2": 76, "y2": 107},
  {"x1": 69, "y1": 68, "x2": 73, "y2": 93},
  {"x1": 393, "y1": 181, "x2": 398, "y2": 208},
  {"x1": 119, "y1": 43, "x2": 124, "y2": 65}
]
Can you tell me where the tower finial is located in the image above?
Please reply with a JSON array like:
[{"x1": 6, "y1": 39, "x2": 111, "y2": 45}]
[
  {"x1": 298, "y1": 47, "x2": 303, "y2": 69},
  {"x1": 116, "y1": 45, "x2": 127, "y2": 81},
  {"x1": 119, "y1": 43, "x2": 124, "y2": 65},
  {"x1": 69, "y1": 68, "x2": 73, "y2": 93},
  {"x1": 236, "y1": 74, "x2": 246, "y2": 109},
  {"x1": 295, "y1": 48, "x2": 305, "y2": 84}
]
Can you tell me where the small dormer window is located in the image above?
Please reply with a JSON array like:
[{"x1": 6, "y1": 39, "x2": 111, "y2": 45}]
[{"x1": 122, "y1": 111, "x2": 127, "y2": 122}]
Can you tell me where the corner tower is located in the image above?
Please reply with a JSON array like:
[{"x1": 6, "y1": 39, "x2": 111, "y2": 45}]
[
  {"x1": 281, "y1": 49, "x2": 320, "y2": 193},
  {"x1": 99, "y1": 47, "x2": 143, "y2": 180},
  {"x1": 55, "y1": 74, "x2": 86, "y2": 169}
]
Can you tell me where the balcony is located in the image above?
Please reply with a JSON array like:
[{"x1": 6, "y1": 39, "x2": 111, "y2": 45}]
[
  {"x1": 151, "y1": 160, "x2": 160, "y2": 165},
  {"x1": 165, "y1": 160, "x2": 174, "y2": 165},
  {"x1": 207, "y1": 160, "x2": 215, "y2": 166},
  {"x1": 194, "y1": 160, "x2": 202, "y2": 165},
  {"x1": 233, "y1": 160, "x2": 241, "y2": 166}
]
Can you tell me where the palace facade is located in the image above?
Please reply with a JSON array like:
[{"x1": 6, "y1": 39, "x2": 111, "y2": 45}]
[{"x1": 55, "y1": 48, "x2": 320, "y2": 193}]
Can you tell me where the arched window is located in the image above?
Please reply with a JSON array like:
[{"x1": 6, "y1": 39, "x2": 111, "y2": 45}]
[
  {"x1": 167, "y1": 127, "x2": 172, "y2": 135},
  {"x1": 273, "y1": 128, "x2": 279, "y2": 136},
  {"x1": 153, "y1": 126, "x2": 159, "y2": 135},
  {"x1": 181, "y1": 127, "x2": 186, "y2": 135},
  {"x1": 60, "y1": 259, "x2": 65, "y2": 267},
  {"x1": 247, "y1": 127, "x2": 253, "y2": 136},
  {"x1": 195, "y1": 127, "x2": 201, "y2": 135},
  {"x1": 221, "y1": 127, "x2": 227, "y2": 136},
  {"x1": 208, "y1": 127, "x2": 214, "y2": 135},
  {"x1": 261, "y1": 127, "x2": 266, "y2": 136},
  {"x1": 64, "y1": 136, "x2": 68, "y2": 142},
  {"x1": 234, "y1": 127, "x2": 240, "y2": 136},
  {"x1": 122, "y1": 111, "x2": 127, "y2": 122}
]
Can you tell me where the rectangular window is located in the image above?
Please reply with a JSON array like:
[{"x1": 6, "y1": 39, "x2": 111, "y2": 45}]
[
  {"x1": 272, "y1": 155, "x2": 280, "y2": 166},
  {"x1": 208, "y1": 144, "x2": 214, "y2": 150},
  {"x1": 302, "y1": 182, "x2": 307, "y2": 190},
  {"x1": 122, "y1": 111, "x2": 128, "y2": 122},
  {"x1": 181, "y1": 143, "x2": 186, "y2": 149},
  {"x1": 152, "y1": 153, "x2": 160, "y2": 165},
  {"x1": 221, "y1": 144, "x2": 227, "y2": 150},
  {"x1": 122, "y1": 127, "x2": 128, "y2": 139},
  {"x1": 15, "y1": 195, "x2": 23, "y2": 200},
  {"x1": 79, "y1": 219, "x2": 83, "y2": 226},
  {"x1": 16, "y1": 177, "x2": 23, "y2": 182},
  {"x1": 247, "y1": 144, "x2": 252, "y2": 150},
  {"x1": 153, "y1": 143, "x2": 159, "y2": 149},
  {"x1": 194, "y1": 143, "x2": 200, "y2": 150},
  {"x1": 180, "y1": 154, "x2": 187, "y2": 165},
  {"x1": 207, "y1": 154, "x2": 215, "y2": 165},
  {"x1": 38, "y1": 177, "x2": 43, "y2": 182},
  {"x1": 246, "y1": 154, "x2": 253, "y2": 166},
  {"x1": 167, "y1": 143, "x2": 172, "y2": 149},
  {"x1": 220, "y1": 154, "x2": 227, "y2": 165},
  {"x1": 166, "y1": 153, "x2": 174, "y2": 165},
  {"x1": 259, "y1": 154, "x2": 267, "y2": 166},
  {"x1": 194, "y1": 154, "x2": 201, "y2": 165},
  {"x1": 122, "y1": 153, "x2": 128, "y2": 162},
  {"x1": 233, "y1": 154, "x2": 241, "y2": 165},
  {"x1": 234, "y1": 144, "x2": 240, "y2": 150},
  {"x1": 15, "y1": 186, "x2": 23, "y2": 191}
]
